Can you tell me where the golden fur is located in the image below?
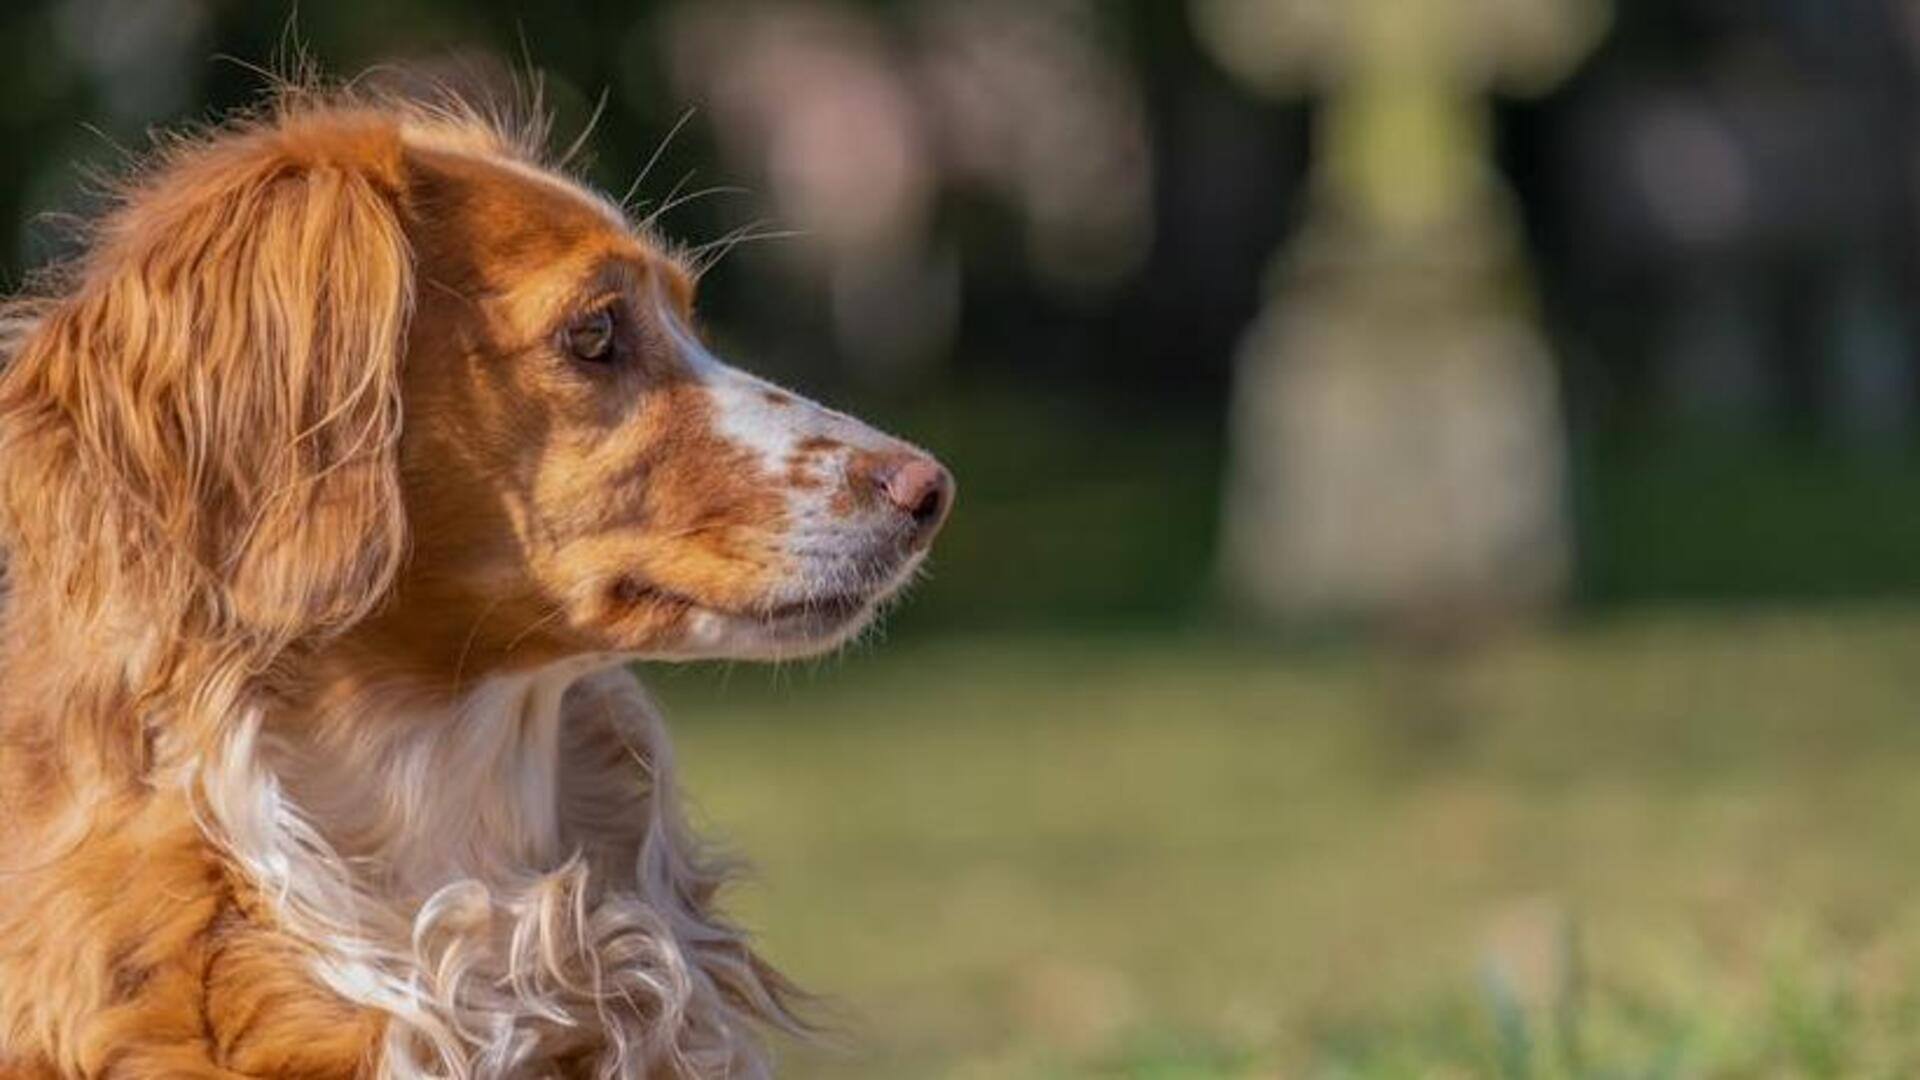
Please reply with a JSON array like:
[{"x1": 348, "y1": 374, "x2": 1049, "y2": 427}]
[{"x1": 0, "y1": 85, "x2": 951, "y2": 1079}]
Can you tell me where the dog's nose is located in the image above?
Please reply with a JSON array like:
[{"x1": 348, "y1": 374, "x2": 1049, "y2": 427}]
[{"x1": 875, "y1": 454, "x2": 954, "y2": 546}]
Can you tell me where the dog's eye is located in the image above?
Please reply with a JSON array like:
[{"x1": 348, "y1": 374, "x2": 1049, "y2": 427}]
[{"x1": 564, "y1": 308, "x2": 618, "y2": 363}]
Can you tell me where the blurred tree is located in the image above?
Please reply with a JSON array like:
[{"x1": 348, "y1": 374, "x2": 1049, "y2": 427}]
[{"x1": 1197, "y1": 0, "x2": 1607, "y2": 628}]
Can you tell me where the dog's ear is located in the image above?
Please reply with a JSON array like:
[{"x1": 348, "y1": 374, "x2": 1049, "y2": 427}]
[{"x1": 0, "y1": 117, "x2": 414, "y2": 649}]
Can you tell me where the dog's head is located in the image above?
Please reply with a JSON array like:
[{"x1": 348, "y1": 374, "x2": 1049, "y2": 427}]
[
  {"x1": 0, "y1": 98, "x2": 952, "y2": 678},
  {"x1": 392, "y1": 124, "x2": 954, "y2": 670}
]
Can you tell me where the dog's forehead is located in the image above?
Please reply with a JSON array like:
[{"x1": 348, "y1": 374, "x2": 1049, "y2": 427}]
[{"x1": 401, "y1": 141, "x2": 661, "y2": 292}]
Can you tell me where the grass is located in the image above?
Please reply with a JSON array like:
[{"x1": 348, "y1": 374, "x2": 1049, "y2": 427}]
[{"x1": 642, "y1": 609, "x2": 1920, "y2": 1078}]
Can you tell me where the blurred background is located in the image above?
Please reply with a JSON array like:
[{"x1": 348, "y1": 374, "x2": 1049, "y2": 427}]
[{"x1": 9, "y1": 0, "x2": 1920, "y2": 1075}]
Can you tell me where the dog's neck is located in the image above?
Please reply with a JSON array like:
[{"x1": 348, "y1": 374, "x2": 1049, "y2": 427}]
[{"x1": 258, "y1": 649, "x2": 620, "y2": 893}]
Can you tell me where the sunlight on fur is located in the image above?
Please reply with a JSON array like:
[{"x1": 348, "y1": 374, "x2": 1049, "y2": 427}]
[{"x1": 0, "y1": 76, "x2": 951, "y2": 1079}]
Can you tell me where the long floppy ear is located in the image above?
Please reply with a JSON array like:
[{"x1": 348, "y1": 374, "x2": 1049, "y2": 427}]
[{"x1": 0, "y1": 116, "x2": 413, "y2": 650}]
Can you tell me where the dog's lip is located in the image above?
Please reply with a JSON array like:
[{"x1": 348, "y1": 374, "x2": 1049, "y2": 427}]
[
  {"x1": 615, "y1": 578, "x2": 873, "y2": 627},
  {"x1": 758, "y1": 591, "x2": 871, "y2": 622}
]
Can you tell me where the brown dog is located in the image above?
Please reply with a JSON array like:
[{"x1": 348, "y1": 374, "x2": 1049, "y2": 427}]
[{"x1": 0, "y1": 88, "x2": 951, "y2": 1079}]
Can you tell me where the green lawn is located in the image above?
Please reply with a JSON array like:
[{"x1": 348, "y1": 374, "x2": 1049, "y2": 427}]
[{"x1": 644, "y1": 611, "x2": 1920, "y2": 1078}]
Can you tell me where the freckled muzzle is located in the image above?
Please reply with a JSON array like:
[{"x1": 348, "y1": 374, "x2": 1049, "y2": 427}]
[
  {"x1": 756, "y1": 426, "x2": 955, "y2": 622},
  {"x1": 625, "y1": 306, "x2": 955, "y2": 658},
  {"x1": 717, "y1": 417, "x2": 954, "y2": 656},
  {"x1": 658, "y1": 439, "x2": 951, "y2": 655}
]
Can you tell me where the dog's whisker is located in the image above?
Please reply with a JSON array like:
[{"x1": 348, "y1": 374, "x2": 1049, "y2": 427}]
[
  {"x1": 689, "y1": 224, "x2": 806, "y2": 280},
  {"x1": 556, "y1": 86, "x2": 611, "y2": 172},
  {"x1": 642, "y1": 178, "x2": 749, "y2": 231},
  {"x1": 639, "y1": 169, "x2": 697, "y2": 228},
  {"x1": 501, "y1": 603, "x2": 569, "y2": 657},
  {"x1": 451, "y1": 593, "x2": 516, "y2": 698},
  {"x1": 622, "y1": 106, "x2": 697, "y2": 213}
]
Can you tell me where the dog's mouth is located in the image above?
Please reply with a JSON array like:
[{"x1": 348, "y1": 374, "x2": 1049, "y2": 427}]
[{"x1": 599, "y1": 529, "x2": 933, "y2": 657}]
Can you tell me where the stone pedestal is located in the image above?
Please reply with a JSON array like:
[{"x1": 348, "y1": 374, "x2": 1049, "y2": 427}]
[{"x1": 1223, "y1": 204, "x2": 1569, "y2": 621}]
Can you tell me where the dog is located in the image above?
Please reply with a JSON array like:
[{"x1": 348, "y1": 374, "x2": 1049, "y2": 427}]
[{"x1": 0, "y1": 84, "x2": 952, "y2": 1079}]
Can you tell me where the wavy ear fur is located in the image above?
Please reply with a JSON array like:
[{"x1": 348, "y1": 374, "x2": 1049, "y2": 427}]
[{"x1": 0, "y1": 112, "x2": 413, "y2": 660}]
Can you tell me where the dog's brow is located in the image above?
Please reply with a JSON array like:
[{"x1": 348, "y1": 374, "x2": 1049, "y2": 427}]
[{"x1": 586, "y1": 254, "x2": 650, "y2": 292}]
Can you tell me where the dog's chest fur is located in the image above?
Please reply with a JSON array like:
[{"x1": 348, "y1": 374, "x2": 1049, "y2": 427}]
[{"x1": 201, "y1": 662, "x2": 771, "y2": 1078}]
